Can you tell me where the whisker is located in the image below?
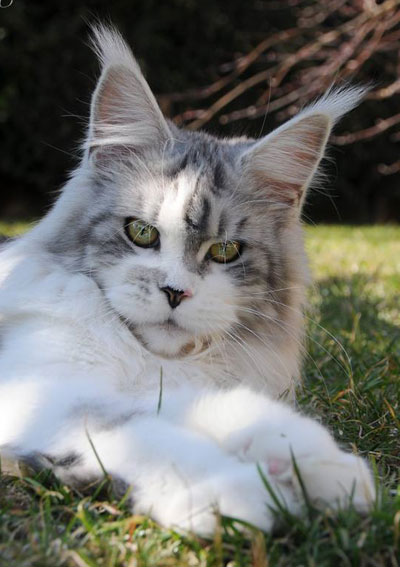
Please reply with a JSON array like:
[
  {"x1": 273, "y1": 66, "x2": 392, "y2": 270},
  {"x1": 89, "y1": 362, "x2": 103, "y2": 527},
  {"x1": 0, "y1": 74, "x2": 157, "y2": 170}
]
[
  {"x1": 235, "y1": 306, "x2": 333, "y2": 383},
  {"x1": 236, "y1": 294, "x2": 352, "y2": 378},
  {"x1": 234, "y1": 319, "x2": 292, "y2": 378}
]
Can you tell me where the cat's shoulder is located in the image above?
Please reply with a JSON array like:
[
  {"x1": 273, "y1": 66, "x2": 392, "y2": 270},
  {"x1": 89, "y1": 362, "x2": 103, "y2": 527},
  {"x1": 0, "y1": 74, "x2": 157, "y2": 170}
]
[{"x1": 0, "y1": 236, "x2": 103, "y2": 320}]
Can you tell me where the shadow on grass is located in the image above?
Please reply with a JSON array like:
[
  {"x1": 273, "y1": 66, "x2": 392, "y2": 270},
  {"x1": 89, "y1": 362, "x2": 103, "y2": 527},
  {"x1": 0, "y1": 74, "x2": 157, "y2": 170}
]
[
  {"x1": 314, "y1": 273, "x2": 399, "y2": 344},
  {"x1": 302, "y1": 273, "x2": 400, "y2": 476}
]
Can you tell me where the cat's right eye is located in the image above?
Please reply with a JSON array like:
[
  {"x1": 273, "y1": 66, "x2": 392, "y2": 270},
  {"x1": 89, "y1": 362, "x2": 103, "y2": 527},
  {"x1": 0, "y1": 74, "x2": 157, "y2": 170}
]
[
  {"x1": 208, "y1": 241, "x2": 241, "y2": 264},
  {"x1": 125, "y1": 218, "x2": 160, "y2": 248}
]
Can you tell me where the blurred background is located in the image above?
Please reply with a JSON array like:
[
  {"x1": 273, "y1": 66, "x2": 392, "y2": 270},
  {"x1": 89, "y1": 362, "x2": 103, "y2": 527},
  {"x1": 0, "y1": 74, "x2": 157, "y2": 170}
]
[{"x1": 1, "y1": 0, "x2": 400, "y2": 223}]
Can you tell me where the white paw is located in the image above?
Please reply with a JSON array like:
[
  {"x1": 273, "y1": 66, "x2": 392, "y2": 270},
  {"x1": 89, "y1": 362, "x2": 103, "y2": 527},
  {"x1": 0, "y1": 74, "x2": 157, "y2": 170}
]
[
  {"x1": 223, "y1": 414, "x2": 336, "y2": 468},
  {"x1": 152, "y1": 464, "x2": 287, "y2": 537},
  {"x1": 291, "y1": 452, "x2": 375, "y2": 512},
  {"x1": 222, "y1": 417, "x2": 375, "y2": 512}
]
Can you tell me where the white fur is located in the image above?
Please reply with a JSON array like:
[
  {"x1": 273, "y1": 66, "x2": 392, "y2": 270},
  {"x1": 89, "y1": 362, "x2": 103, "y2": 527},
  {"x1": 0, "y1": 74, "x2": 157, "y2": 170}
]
[
  {"x1": 0, "y1": 27, "x2": 374, "y2": 536},
  {"x1": 0, "y1": 237, "x2": 375, "y2": 535}
]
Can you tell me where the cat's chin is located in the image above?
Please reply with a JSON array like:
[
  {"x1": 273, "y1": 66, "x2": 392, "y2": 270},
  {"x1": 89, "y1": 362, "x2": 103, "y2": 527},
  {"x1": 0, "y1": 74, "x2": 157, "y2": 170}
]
[{"x1": 134, "y1": 322, "x2": 199, "y2": 358}]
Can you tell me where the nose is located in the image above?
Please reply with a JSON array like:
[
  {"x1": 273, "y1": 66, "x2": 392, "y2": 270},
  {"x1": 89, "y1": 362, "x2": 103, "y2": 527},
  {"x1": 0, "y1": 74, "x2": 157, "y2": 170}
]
[{"x1": 160, "y1": 286, "x2": 192, "y2": 309}]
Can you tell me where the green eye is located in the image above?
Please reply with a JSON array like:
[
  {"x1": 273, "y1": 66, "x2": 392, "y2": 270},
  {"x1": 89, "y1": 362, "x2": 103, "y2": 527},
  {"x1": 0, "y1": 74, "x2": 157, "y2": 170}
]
[
  {"x1": 125, "y1": 218, "x2": 160, "y2": 248},
  {"x1": 208, "y1": 241, "x2": 241, "y2": 264}
]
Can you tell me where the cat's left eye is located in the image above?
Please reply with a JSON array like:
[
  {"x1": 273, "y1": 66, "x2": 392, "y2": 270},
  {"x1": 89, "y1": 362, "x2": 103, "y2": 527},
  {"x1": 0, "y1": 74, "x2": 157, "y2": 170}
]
[
  {"x1": 125, "y1": 218, "x2": 160, "y2": 248},
  {"x1": 208, "y1": 241, "x2": 241, "y2": 264}
]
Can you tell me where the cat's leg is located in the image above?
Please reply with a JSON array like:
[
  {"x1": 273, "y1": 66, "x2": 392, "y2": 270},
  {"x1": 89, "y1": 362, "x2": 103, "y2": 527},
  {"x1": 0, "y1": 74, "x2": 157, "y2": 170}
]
[
  {"x1": 0, "y1": 377, "x2": 298, "y2": 536},
  {"x1": 162, "y1": 387, "x2": 375, "y2": 513},
  {"x1": 16, "y1": 414, "x2": 298, "y2": 537}
]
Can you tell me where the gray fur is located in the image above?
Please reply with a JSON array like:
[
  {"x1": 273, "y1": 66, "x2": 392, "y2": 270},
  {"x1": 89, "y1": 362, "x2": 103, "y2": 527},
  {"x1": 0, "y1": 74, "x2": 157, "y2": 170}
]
[
  {"x1": 0, "y1": 26, "x2": 367, "y2": 518},
  {"x1": 42, "y1": 69, "x2": 307, "y2": 379},
  {"x1": 45, "y1": 125, "x2": 302, "y2": 373},
  {"x1": 33, "y1": 25, "x2": 363, "y2": 405}
]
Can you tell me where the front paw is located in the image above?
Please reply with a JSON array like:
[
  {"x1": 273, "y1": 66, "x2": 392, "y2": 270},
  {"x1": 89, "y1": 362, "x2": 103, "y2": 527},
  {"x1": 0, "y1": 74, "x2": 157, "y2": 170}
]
[
  {"x1": 222, "y1": 418, "x2": 375, "y2": 512},
  {"x1": 223, "y1": 415, "x2": 337, "y2": 469},
  {"x1": 290, "y1": 452, "x2": 375, "y2": 512},
  {"x1": 151, "y1": 464, "x2": 283, "y2": 537}
]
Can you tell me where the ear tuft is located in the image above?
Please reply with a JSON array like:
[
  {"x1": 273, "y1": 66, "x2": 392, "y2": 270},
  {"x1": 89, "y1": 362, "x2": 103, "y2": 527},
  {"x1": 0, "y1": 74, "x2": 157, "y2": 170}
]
[
  {"x1": 90, "y1": 23, "x2": 139, "y2": 72},
  {"x1": 242, "y1": 85, "x2": 366, "y2": 211},
  {"x1": 298, "y1": 85, "x2": 367, "y2": 126},
  {"x1": 86, "y1": 24, "x2": 171, "y2": 156}
]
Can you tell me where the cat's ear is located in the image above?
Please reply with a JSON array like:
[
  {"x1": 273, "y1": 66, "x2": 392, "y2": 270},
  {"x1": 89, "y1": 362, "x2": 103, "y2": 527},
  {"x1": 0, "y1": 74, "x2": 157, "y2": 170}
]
[
  {"x1": 241, "y1": 87, "x2": 365, "y2": 212},
  {"x1": 86, "y1": 25, "x2": 171, "y2": 159}
]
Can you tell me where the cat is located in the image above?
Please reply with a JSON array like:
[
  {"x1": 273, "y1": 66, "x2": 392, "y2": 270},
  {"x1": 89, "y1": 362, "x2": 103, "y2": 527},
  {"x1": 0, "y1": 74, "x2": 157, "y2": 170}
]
[{"x1": 0, "y1": 25, "x2": 374, "y2": 536}]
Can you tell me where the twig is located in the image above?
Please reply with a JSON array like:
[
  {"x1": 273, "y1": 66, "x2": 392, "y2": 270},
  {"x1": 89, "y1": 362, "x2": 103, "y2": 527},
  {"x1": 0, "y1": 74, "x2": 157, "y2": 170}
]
[{"x1": 331, "y1": 112, "x2": 400, "y2": 144}]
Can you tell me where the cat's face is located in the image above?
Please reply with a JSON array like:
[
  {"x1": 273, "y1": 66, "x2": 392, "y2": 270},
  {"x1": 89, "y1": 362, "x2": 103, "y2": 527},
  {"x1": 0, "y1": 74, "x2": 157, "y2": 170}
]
[
  {"x1": 52, "y1": 26, "x2": 362, "y2": 362},
  {"x1": 85, "y1": 135, "x2": 289, "y2": 357}
]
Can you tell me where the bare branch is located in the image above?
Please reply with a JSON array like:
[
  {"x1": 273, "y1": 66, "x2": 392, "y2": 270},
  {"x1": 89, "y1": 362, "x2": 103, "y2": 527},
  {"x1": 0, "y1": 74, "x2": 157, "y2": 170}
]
[
  {"x1": 331, "y1": 113, "x2": 400, "y2": 144},
  {"x1": 161, "y1": 0, "x2": 400, "y2": 154}
]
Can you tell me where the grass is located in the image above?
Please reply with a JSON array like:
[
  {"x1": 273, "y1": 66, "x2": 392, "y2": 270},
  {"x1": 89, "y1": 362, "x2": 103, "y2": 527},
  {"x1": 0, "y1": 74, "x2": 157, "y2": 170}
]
[{"x1": 0, "y1": 223, "x2": 399, "y2": 567}]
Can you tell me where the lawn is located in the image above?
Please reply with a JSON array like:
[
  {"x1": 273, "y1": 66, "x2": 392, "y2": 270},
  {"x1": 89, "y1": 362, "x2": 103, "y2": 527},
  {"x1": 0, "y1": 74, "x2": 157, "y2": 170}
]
[{"x1": 0, "y1": 224, "x2": 399, "y2": 567}]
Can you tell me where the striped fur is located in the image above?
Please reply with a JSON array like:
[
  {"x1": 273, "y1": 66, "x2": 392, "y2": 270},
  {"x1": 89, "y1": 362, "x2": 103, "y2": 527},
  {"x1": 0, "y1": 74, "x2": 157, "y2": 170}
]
[{"x1": 0, "y1": 26, "x2": 374, "y2": 535}]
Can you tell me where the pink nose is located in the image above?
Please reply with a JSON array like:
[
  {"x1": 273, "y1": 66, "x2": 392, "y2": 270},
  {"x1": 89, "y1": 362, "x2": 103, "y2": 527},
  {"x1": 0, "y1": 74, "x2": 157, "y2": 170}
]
[{"x1": 160, "y1": 286, "x2": 192, "y2": 308}]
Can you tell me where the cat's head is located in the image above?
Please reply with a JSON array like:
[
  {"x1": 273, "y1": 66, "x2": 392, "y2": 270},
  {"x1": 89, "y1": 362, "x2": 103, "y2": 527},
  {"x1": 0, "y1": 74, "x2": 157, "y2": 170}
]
[{"x1": 47, "y1": 26, "x2": 363, "y2": 367}]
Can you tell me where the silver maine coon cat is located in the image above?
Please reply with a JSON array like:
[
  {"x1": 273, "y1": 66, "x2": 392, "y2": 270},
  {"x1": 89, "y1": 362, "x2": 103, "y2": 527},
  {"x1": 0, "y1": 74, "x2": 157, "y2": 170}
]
[{"x1": 0, "y1": 26, "x2": 374, "y2": 535}]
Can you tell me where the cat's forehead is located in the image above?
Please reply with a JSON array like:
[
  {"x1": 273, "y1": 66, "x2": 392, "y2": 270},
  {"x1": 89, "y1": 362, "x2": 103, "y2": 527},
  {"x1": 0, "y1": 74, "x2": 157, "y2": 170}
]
[
  {"x1": 149, "y1": 134, "x2": 253, "y2": 231},
  {"x1": 158, "y1": 139, "x2": 244, "y2": 236},
  {"x1": 167, "y1": 129, "x2": 253, "y2": 181},
  {"x1": 110, "y1": 131, "x2": 258, "y2": 242}
]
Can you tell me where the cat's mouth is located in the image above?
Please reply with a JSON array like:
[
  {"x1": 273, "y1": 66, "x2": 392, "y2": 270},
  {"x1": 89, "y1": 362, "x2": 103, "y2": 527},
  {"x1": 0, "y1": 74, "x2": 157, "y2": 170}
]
[
  {"x1": 156, "y1": 318, "x2": 181, "y2": 331},
  {"x1": 130, "y1": 318, "x2": 197, "y2": 357},
  {"x1": 113, "y1": 299, "x2": 209, "y2": 357}
]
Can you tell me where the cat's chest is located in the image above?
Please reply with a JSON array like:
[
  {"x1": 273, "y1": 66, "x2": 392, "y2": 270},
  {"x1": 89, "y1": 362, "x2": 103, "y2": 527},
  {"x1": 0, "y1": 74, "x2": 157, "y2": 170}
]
[
  {"x1": 119, "y1": 353, "x2": 222, "y2": 395},
  {"x1": 23, "y1": 307, "x2": 224, "y2": 394}
]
